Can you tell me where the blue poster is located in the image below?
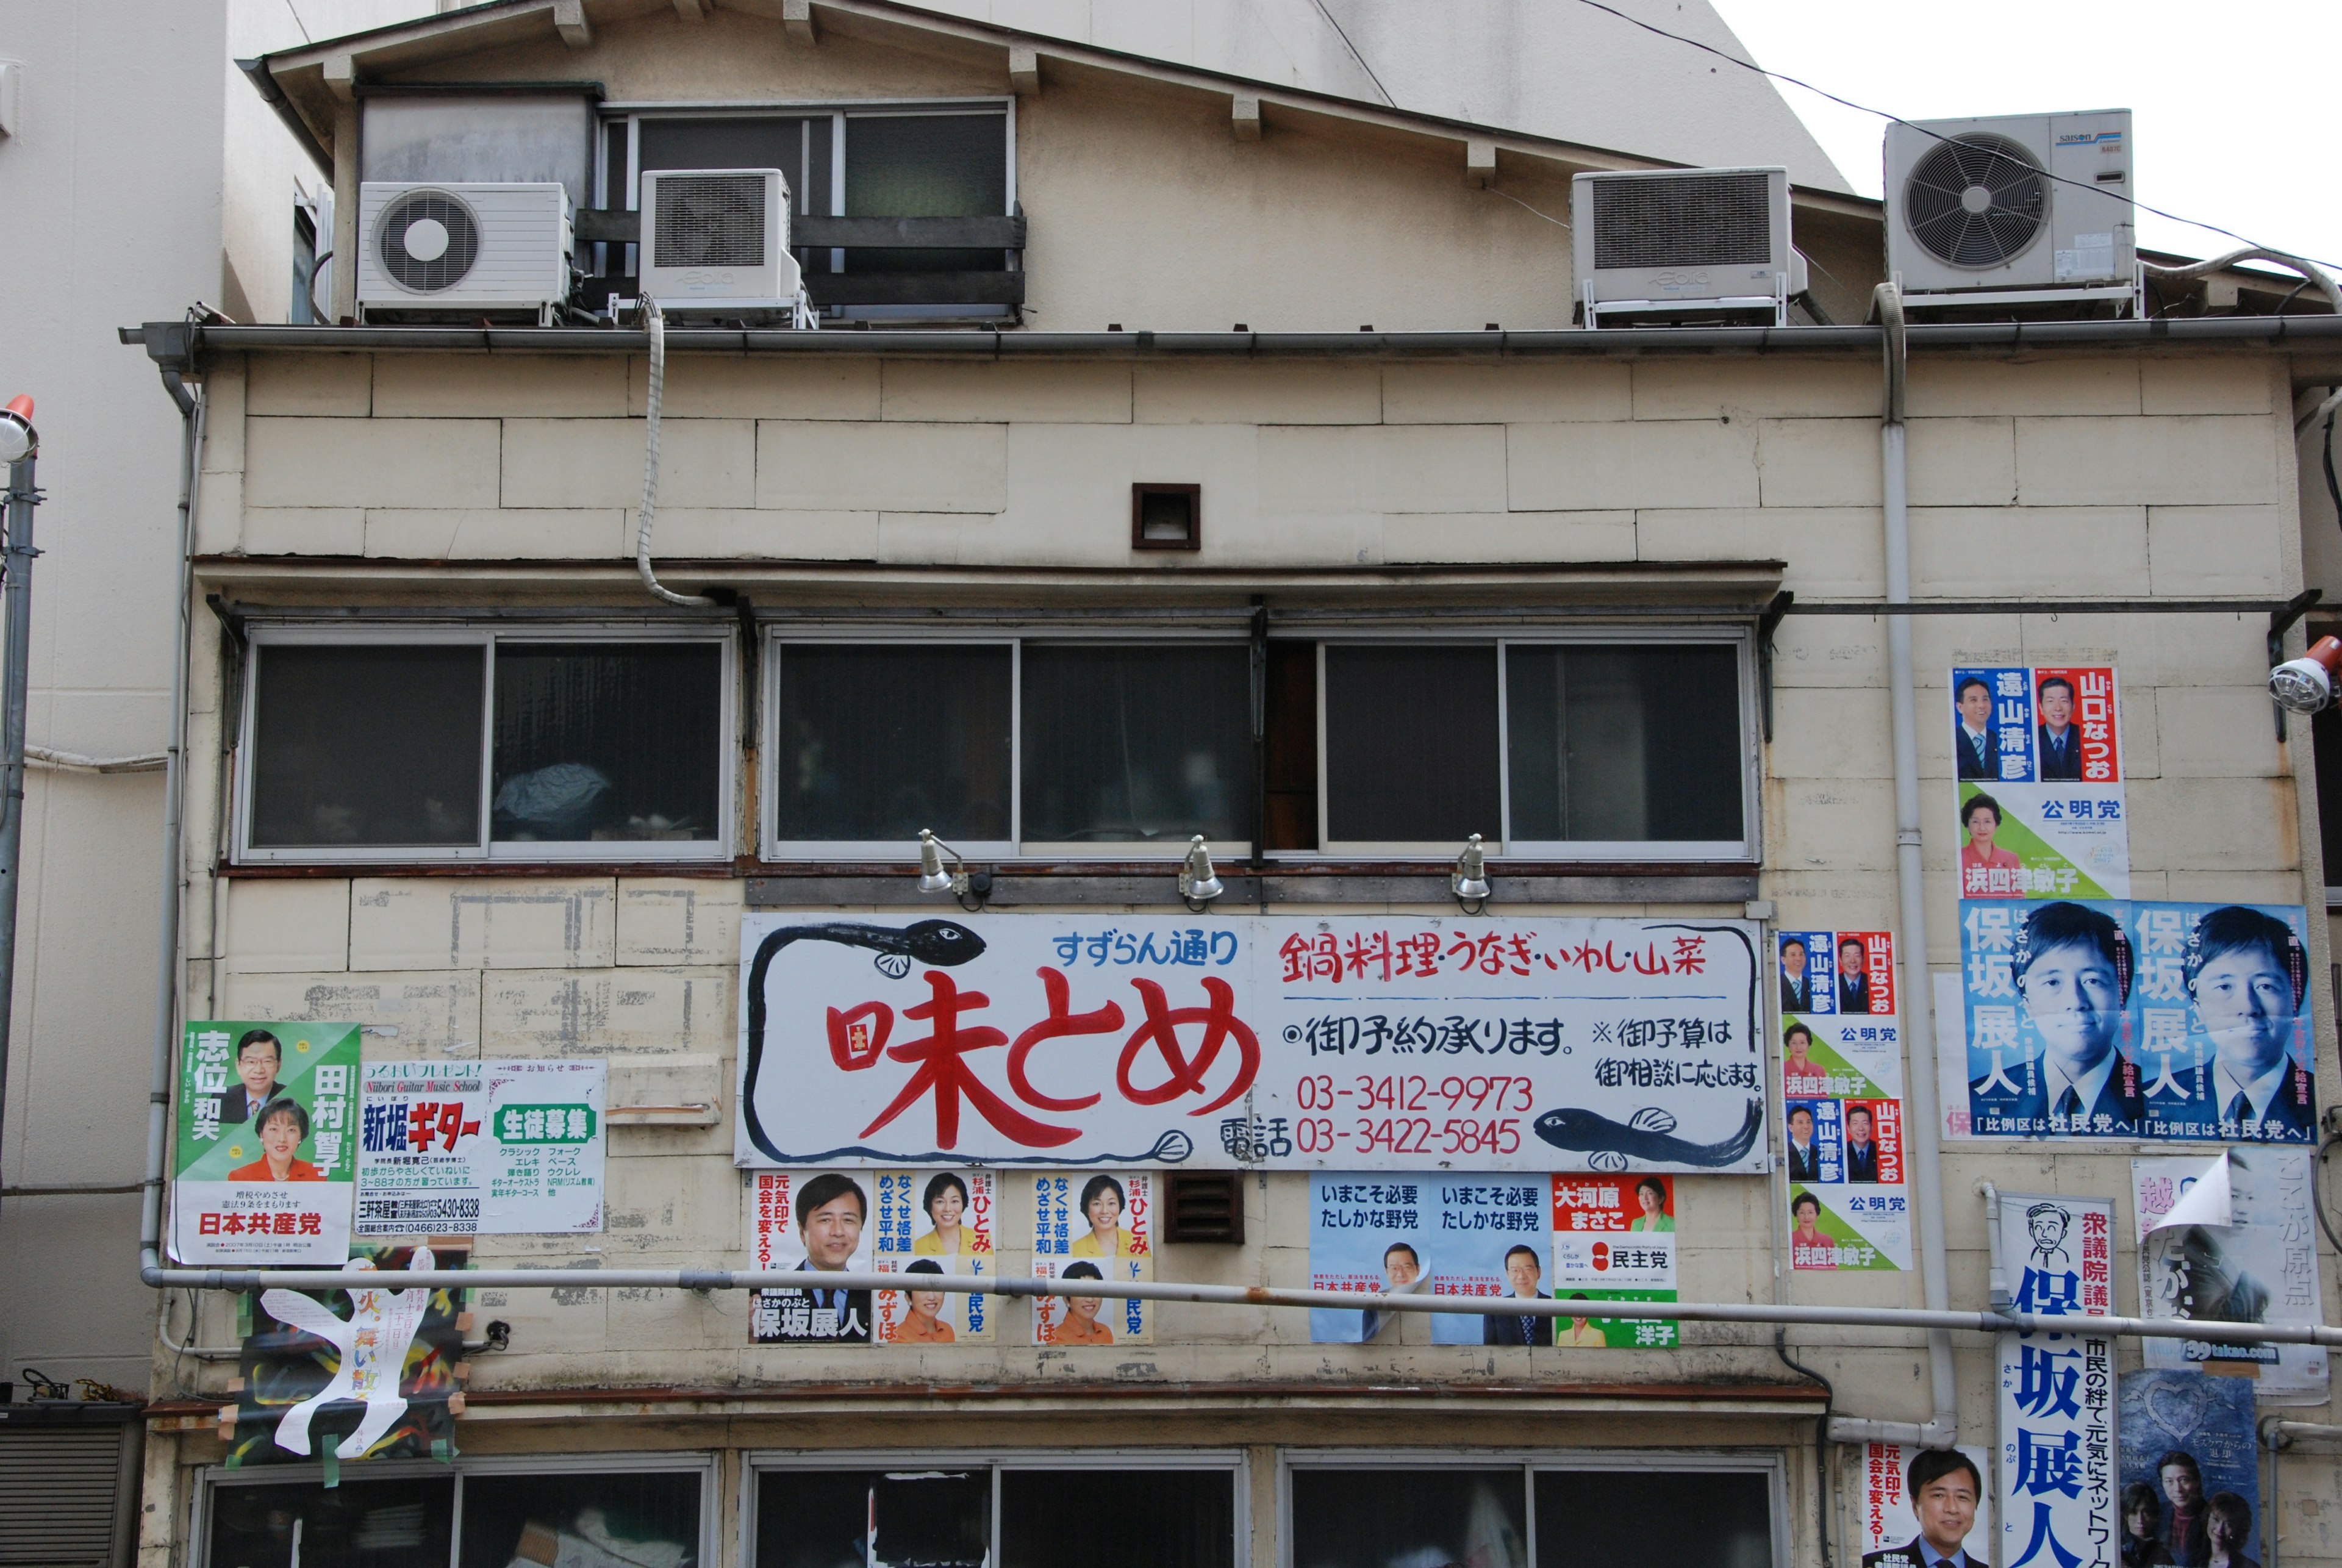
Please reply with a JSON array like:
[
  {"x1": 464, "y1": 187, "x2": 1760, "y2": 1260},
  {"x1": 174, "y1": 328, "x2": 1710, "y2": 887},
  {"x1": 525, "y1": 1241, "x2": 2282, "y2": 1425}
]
[
  {"x1": 1956, "y1": 900, "x2": 2316, "y2": 1144},
  {"x1": 1306, "y1": 1172, "x2": 1549, "y2": 1344},
  {"x1": 2118, "y1": 1371, "x2": 2258, "y2": 1568}
]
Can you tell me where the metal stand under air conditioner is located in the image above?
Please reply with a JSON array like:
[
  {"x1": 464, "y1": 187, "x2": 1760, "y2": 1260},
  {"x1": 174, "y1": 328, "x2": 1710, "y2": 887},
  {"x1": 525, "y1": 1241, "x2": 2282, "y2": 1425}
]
[{"x1": 1581, "y1": 271, "x2": 1794, "y2": 329}]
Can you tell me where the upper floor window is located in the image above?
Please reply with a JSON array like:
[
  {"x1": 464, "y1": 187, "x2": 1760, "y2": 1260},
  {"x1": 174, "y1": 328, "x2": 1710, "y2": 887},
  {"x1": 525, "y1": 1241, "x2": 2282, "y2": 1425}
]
[
  {"x1": 598, "y1": 102, "x2": 1016, "y2": 321},
  {"x1": 237, "y1": 629, "x2": 734, "y2": 864}
]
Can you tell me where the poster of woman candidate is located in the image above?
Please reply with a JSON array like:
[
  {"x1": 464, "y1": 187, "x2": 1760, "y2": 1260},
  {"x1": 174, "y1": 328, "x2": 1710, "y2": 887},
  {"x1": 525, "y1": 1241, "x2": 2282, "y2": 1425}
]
[
  {"x1": 1550, "y1": 1175, "x2": 1678, "y2": 1347},
  {"x1": 1031, "y1": 1171, "x2": 1152, "y2": 1345},
  {"x1": 1779, "y1": 931, "x2": 1914, "y2": 1272},
  {"x1": 1954, "y1": 899, "x2": 2318, "y2": 1143},
  {"x1": 1950, "y1": 664, "x2": 2128, "y2": 900},
  {"x1": 171, "y1": 1021, "x2": 360, "y2": 1265},
  {"x1": 749, "y1": 1170, "x2": 875, "y2": 1345},
  {"x1": 2133, "y1": 1151, "x2": 2329, "y2": 1401},
  {"x1": 873, "y1": 1169, "x2": 994, "y2": 1345}
]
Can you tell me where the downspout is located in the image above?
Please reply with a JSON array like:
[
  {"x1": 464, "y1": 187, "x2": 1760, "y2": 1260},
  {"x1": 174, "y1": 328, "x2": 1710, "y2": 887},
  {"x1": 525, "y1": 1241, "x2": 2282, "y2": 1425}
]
[
  {"x1": 139, "y1": 338, "x2": 202, "y2": 1301},
  {"x1": 1827, "y1": 282, "x2": 1959, "y2": 1448}
]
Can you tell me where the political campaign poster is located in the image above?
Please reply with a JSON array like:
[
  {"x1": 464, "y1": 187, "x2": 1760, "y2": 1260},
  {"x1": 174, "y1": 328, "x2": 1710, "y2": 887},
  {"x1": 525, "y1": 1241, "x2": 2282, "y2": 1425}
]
[
  {"x1": 220, "y1": 1242, "x2": 466, "y2": 1470},
  {"x1": 1775, "y1": 929, "x2": 1896, "y2": 1018},
  {"x1": 1858, "y1": 1443, "x2": 1994, "y2": 1563},
  {"x1": 1781, "y1": 958, "x2": 1913, "y2": 1270},
  {"x1": 736, "y1": 914, "x2": 1764, "y2": 1174},
  {"x1": 1031, "y1": 1170, "x2": 1152, "y2": 1346},
  {"x1": 1953, "y1": 899, "x2": 2318, "y2": 1143},
  {"x1": 2118, "y1": 1370, "x2": 2258, "y2": 1568},
  {"x1": 872, "y1": 1168, "x2": 994, "y2": 1345},
  {"x1": 354, "y1": 1059, "x2": 605, "y2": 1236},
  {"x1": 1994, "y1": 1191, "x2": 2116, "y2": 1568},
  {"x1": 2133, "y1": 1151, "x2": 2330, "y2": 1402},
  {"x1": 171, "y1": 1022, "x2": 359, "y2": 1265},
  {"x1": 1952, "y1": 665, "x2": 2129, "y2": 899},
  {"x1": 1305, "y1": 1175, "x2": 1573, "y2": 1346},
  {"x1": 1550, "y1": 1175, "x2": 1677, "y2": 1347},
  {"x1": 1306, "y1": 1175, "x2": 1434, "y2": 1344},
  {"x1": 749, "y1": 1170, "x2": 874, "y2": 1345}
]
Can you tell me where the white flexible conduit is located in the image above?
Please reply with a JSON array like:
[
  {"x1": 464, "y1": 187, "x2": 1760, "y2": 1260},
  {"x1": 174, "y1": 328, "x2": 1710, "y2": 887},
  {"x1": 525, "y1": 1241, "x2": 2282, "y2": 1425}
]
[
  {"x1": 635, "y1": 298, "x2": 715, "y2": 608},
  {"x1": 2143, "y1": 247, "x2": 2342, "y2": 316},
  {"x1": 1826, "y1": 284, "x2": 1959, "y2": 1450}
]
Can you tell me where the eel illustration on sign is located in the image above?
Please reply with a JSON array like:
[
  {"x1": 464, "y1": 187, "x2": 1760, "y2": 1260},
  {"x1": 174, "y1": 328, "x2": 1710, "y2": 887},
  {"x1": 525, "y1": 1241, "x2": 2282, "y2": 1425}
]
[{"x1": 1534, "y1": 1101, "x2": 1765, "y2": 1170}]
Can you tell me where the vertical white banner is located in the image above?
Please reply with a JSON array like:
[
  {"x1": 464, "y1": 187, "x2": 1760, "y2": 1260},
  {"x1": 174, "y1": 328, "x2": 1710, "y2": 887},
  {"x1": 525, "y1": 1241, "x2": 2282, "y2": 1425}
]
[{"x1": 1996, "y1": 1192, "x2": 2118, "y2": 1568}]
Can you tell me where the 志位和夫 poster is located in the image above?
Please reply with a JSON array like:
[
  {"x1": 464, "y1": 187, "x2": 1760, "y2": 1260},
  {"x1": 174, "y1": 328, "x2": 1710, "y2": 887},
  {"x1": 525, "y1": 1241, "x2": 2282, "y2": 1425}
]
[
  {"x1": 1951, "y1": 665, "x2": 2128, "y2": 899},
  {"x1": 171, "y1": 1022, "x2": 360, "y2": 1265},
  {"x1": 736, "y1": 914, "x2": 1764, "y2": 1173},
  {"x1": 1952, "y1": 899, "x2": 2316, "y2": 1142}
]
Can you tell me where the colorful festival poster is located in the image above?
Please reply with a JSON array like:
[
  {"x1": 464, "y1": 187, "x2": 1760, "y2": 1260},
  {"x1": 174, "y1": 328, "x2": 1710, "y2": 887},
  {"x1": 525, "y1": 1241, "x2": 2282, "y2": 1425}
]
[
  {"x1": 737, "y1": 914, "x2": 1765, "y2": 1173},
  {"x1": 748, "y1": 1170, "x2": 875, "y2": 1345},
  {"x1": 1952, "y1": 664, "x2": 2129, "y2": 898},
  {"x1": 354, "y1": 1059, "x2": 604, "y2": 1236},
  {"x1": 1031, "y1": 1171, "x2": 1153, "y2": 1346},
  {"x1": 872, "y1": 1168, "x2": 995, "y2": 1345},
  {"x1": 2133, "y1": 1151, "x2": 2330, "y2": 1402},
  {"x1": 1550, "y1": 1175, "x2": 1678, "y2": 1347},
  {"x1": 1994, "y1": 1192, "x2": 2116, "y2": 1568},
  {"x1": 171, "y1": 1021, "x2": 360, "y2": 1265},
  {"x1": 1859, "y1": 1443, "x2": 1994, "y2": 1563},
  {"x1": 1955, "y1": 899, "x2": 2318, "y2": 1143},
  {"x1": 2118, "y1": 1370, "x2": 2258, "y2": 1567}
]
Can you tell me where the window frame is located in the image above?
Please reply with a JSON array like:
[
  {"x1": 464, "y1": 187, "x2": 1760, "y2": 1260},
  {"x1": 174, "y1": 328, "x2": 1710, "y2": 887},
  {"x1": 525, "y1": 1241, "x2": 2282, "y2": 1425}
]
[
  {"x1": 1277, "y1": 1447, "x2": 1787, "y2": 1568},
  {"x1": 1300, "y1": 627, "x2": 1761, "y2": 862},
  {"x1": 233, "y1": 623, "x2": 738, "y2": 866},
  {"x1": 190, "y1": 1450, "x2": 722, "y2": 1568},
  {"x1": 740, "y1": 1448, "x2": 1249, "y2": 1568},
  {"x1": 761, "y1": 628, "x2": 1258, "y2": 862}
]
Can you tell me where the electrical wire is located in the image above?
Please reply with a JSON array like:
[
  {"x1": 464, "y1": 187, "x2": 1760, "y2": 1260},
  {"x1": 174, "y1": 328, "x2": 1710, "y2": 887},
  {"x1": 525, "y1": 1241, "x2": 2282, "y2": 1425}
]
[
  {"x1": 1563, "y1": 0, "x2": 2342, "y2": 276},
  {"x1": 2315, "y1": 1134, "x2": 2342, "y2": 1256},
  {"x1": 1484, "y1": 185, "x2": 1571, "y2": 229},
  {"x1": 2326, "y1": 403, "x2": 2341, "y2": 540}
]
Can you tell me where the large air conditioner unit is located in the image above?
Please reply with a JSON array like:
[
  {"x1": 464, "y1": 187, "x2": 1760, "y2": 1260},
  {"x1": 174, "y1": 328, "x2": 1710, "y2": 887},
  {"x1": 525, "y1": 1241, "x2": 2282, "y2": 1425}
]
[
  {"x1": 1885, "y1": 110, "x2": 2136, "y2": 312},
  {"x1": 1571, "y1": 166, "x2": 1806, "y2": 328},
  {"x1": 356, "y1": 182, "x2": 573, "y2": 324},
  {"x1": 639, "y1": 168, "x2": 805, "y2": 321}
]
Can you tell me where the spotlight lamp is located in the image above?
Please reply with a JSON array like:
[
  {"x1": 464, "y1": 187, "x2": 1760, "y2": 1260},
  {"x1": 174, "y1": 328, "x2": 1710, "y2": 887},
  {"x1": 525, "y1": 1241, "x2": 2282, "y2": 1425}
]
[
  {"x1": 1451, "y1": 832, "x2": 1491, "y2": 913},
  {"x1": 916, "y1": 829, "x2": 990, "y2": 910},
  {"x1": 1178, "y1": 834, "x2": 1225, "y2": 911},
  {"x1": 0, "y1": 396, "x2": 35, "y2": 465},
  {"x1": 2270, "y1": 635, "x2": 2342, "y2": 715}
]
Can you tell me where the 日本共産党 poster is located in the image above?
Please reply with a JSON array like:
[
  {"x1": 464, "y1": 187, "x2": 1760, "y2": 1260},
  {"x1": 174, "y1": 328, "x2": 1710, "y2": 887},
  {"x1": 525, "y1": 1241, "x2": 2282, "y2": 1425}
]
[
  {"x1": 354, "y1": 1059, "x2": 605, "y2": 1236},
  {"x1": 1031, "y1": 1170, "x2": 1151, "y2": 1346},
  {"x1": 1952, "y1": 899, "x2": 2317, "y2": 1143},
  {"x1": 171, "y1": 1022, "x2": 359, "y2": 1265},
  {"x1": 1952, "y1": 665, "x2": 2128, "y2": 899},
  {"x1": 1994, "y1": 1191, "x2": 2116, "y2": 1568},
  {"x1": 2133, "y1": 1151, "x2": 2330, "y2": 1402},
  {"x1": 1780, "y1": 931, "x2": 1912, "y2": 1271},
  {"x1": 748, "y1": 1170, "x2": 875, "y2": 1345},
  {"x1": 872, "y1": 1168, "x2": 995, "y2": 1345},
  {"x1": 736, "y1": 914, "x2": 1764, "y2": 1173}
]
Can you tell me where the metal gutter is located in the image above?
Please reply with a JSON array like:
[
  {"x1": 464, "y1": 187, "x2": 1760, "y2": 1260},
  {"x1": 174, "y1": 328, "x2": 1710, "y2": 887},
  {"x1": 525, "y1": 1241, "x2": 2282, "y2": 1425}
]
[{"x1": 234, "y1": 58, "x2": 330, "y2": 177}]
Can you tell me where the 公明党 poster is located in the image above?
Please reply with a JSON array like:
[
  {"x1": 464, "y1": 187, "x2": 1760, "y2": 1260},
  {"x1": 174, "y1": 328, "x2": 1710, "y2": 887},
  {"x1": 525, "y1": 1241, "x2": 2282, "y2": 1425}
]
[
  {"x1": 1952, "y1": 665, "x2": 2128, "y2": 899},
  {"x1": 1031, "y1": 1170, "x2": 1152, "y2": 1346},
  {"x1": 736, "y1": 914, "x2": 1764, "y2": 1174},
  {"x1": 354, "y1": 1059, "x2": 605, "y2": 1236},
  {"x1": 1780, "y1": 931, "x2": 1912, "y2": 1272},
  {"x1": 749, "y1": 1170, "x2": 875, "y2": 1345},
  {"x1": 171, "y1": 1022, "x2": 360, "y2": 1265},
  {"x1": 1951, "y1": 899, "x2": 2318, "y2": 1143},
  {"x1": 872, "y1": 1168, "x2": 995, "y2": 1345}
]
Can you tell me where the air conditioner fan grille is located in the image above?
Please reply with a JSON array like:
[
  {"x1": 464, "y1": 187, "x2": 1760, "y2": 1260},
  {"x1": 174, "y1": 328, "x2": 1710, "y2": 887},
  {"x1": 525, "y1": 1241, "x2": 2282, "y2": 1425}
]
[
  {"x1": 1902, "y1": 133, "x2": 2046, "y2": 268},
  {"x1": 1592, "y1": 172, "x2": 1774, "y2": 271},
  {"x1": 654, "y1": 174, "x2": 768, "y2": 270},
  {"x1": 376, "y1": 190, "x2": 481, "y2": 293}
]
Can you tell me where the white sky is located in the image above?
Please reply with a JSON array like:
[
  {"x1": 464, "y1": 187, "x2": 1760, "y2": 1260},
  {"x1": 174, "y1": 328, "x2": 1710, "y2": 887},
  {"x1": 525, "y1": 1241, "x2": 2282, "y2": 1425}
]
[{"x1": 1707, "y1": 0, "x2": 2342, "y2": 272}]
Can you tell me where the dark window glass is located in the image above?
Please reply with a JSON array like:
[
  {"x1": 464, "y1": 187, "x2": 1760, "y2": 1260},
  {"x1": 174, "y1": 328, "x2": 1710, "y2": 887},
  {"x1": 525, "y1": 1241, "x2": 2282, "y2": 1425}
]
[
  {"x1": 756, "y1": 1470, "x2": 989, "y2": 1568},
  {"x1": 460, "y1": 1470, "x2": 701, "y2": 1568},
  {"x1": 1323, "y1": 646, "x2": 1501, "y2": 843},
  {"x1": 1020, "y1": 645, "x2": 1252, "y2": 845},
  {"x1": 1290, "y1": 1469, "x2": 1525, "y2": 1568},
  {"x1": 250, "y1": 645, "x2": 484, "y2": 848},
  {"x1": 491, "y1": 642, "x2": 723, "y2": 843},
  {"x1": 1263, "y1": 640, "x2": 1318, "y2": 851},
  {"x1": 2314, "y1": 703, "x2": 2342, "y2": 888},
  {"x1": 1505, "y1": 645, "x2": 1744, "y2": 844},
  {"x1": 639, "y1": 116, "x2": 807, "y2": 192},
  {"x1": 843, "y1": 113, "x2": 1006, "y2": 273},
  {"x1": 1001, "y1": 1470, "x2": 1233, "y2": 1568},
  {"x1": 206, "y1": 1475, "x2": 454, "y2": 1568},
  {"x1": 773, "y1": 645, "x2": 1012, "y2": 842},
  {"x1": 1534, "y1": 1469, "x2": 1772, "y2": 1568},
  {"x1": 290, "y1": 207, "x2": 318, "y2": 325}
]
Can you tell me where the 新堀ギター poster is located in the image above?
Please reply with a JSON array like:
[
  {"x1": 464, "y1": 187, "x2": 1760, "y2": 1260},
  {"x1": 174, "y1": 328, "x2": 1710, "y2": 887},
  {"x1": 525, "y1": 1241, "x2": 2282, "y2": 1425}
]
[
  {"x1": 354, "y1": 1059, "x2": 605, "y2": 1236},
  {"x1": 171, "y1": 1021, "x2": 359, "y2": 1265}
]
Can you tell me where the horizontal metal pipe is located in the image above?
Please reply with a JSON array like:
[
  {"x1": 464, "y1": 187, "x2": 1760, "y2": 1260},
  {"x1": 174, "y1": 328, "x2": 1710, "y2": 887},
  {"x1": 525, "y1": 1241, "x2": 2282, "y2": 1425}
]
[
  {"x1": 2264, "y1": 1419, "x2": 2342, "y2": 1446},
  {"x1": 137, "y1": 1251, "x2": 2340, "y2": 1347}
]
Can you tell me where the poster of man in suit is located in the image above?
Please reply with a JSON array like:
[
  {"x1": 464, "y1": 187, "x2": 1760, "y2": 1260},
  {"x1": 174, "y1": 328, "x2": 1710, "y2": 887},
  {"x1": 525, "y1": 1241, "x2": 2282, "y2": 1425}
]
[{"x1": 1952, "y1": 664, "x2": 2129, "y2": 900}]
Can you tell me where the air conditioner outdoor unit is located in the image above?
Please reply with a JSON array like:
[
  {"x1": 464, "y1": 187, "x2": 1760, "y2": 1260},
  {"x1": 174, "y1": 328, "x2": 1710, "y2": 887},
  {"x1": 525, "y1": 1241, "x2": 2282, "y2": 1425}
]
[
  {"x1": 639, "y1": 168, "x2": 805, "y2": 321},
  {"x1": 1884, "y1": 110, "x2": 2136, "y2": 312},
  {"x1": 1571, "y1": 166, "x2": 1806, "y2": 328},
  {"x1": 356, "y1": 182, "x2": 573, "y2": 324}
]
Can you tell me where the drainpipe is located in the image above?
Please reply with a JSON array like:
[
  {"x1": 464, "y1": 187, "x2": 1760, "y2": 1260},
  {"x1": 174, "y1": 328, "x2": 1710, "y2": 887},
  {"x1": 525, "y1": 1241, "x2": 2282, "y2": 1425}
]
[
  {"x1": 1980, "y1": 1181, "x2": 2011, "y2": 1308},
  {"x1": 138, "y1": 333, "x2": 202, "y2": 1297},
  {"x1": 1827, "y1": 283, "x2": 1958, "y2": 1448}
]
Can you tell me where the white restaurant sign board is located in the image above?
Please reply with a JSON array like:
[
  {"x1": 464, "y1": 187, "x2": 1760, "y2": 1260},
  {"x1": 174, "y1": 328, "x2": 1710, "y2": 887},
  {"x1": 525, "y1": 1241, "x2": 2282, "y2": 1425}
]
[{"x1": 736, "y1": 914, "x2": 1765, "y2": 1173}]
